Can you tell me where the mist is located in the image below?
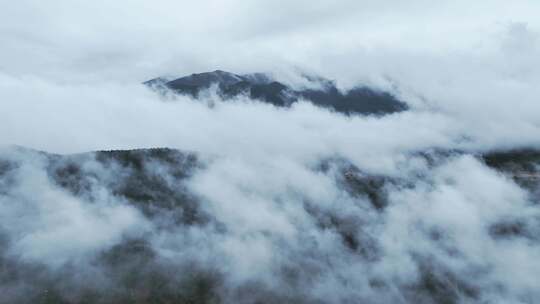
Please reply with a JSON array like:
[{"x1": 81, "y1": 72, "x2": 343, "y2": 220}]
[{"x1": 1, "y1": 1, "x2": 540, "y2": 303}]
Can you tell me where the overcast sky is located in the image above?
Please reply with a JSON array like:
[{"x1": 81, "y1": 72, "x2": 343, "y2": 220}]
[
  {"x1": 1, "y1": 1, "x2": 539, "y2": 154},
  {"x1": 1, "y1": 1, "x2": 539, "y2": 83},
  {"x1": 2, "y1": 2, "x2": 540, "y2": 302}
]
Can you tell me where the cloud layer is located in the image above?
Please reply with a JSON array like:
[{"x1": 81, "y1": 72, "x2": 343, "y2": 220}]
[{"x1": 1, "y1": 1, "x2": 540, "y2": 303}]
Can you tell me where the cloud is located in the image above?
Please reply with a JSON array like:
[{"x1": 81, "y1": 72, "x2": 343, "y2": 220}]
[
  {"x1": 0, "y1": 149, "x2": 149, "y2": 267},
  {"x1": 1, "y1": 1, "x2": 540, "y2": 154},
  {"x1": 1, "y1": 146, "x2": 540, "y2": 302},
  {"x1": 1, "y1": 1, "x2": 540, "y2": 302}
]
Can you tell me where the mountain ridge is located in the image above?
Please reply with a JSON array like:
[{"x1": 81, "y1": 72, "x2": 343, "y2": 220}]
[{"x1": 145, "y1": 70, "x2": 408, "y2": 115}]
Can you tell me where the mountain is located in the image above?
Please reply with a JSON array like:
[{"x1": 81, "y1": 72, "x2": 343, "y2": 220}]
[
  {"x1": 145, "y1": 70, "x2": 408, "y2": 115},
  {"x1": 1, "y1": 145, "x2": 539, "y2": 303}
]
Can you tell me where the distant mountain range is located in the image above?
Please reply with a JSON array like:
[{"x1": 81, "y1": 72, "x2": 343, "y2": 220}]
[{"x1": 144, "y1": 70, "x2": 408, "y2": 115}]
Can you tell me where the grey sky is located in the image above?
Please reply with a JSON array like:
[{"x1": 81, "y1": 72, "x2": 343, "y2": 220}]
[
  {"x1": 1, "y1": 0, "x2": 538, "y2": 83},
  {"x1": 1, "y1": 2, "x2": 540, "y2": 302}
]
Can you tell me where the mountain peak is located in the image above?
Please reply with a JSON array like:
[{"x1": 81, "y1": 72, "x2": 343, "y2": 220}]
[
  {"x1": 145, "y1": 70, "x2": 408, "y2": 115},
  {"x1": 166, "y1": 70, "x2": 244, "y2": 89}
]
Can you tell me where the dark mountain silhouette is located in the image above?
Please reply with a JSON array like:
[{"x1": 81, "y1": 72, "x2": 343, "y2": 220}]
[{"x1": 145, "y1": 70, "x2": 408, "y2": 115}]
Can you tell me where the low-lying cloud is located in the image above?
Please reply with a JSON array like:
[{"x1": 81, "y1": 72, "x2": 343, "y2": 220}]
[{"x1": 1, "y1": 1, "x2": 540, "y2": 303}]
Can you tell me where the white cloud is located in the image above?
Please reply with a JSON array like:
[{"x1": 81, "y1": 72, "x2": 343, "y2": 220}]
[{"x1": 1, "y1": 1, "x2": 540, "y2": 302}]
